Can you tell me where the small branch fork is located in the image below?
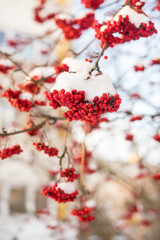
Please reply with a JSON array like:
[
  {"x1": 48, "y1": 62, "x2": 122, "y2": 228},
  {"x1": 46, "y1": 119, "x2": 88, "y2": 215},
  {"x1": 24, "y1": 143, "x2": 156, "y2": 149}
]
[
  {"x1": 0, "y1": 51, "x2": 55, "y2": 84},
  {"x1": 89, "y1": 42, "x2": 108, "y2": 74}
]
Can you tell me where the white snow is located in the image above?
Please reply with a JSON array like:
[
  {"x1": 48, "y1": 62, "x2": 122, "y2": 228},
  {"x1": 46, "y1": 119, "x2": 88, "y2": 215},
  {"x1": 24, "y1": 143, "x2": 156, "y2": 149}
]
[
  {"x1": 19, "y1": 92, "x2": 33, "y2": 100},
  {"x1": 114, "y1": 5, "x2": 150, "y2": 28},
  {"x1": 54, "y1": 13, "x2": 73, "y2": 21},
  {"x1": 0, "y1": 59, "x2": 13, "y2": 67},
  {"x1": 100, "y1": 25, "x2": 108, "y2": 32},
  {"x1": 51, "y1": 71, "x2": 116, "y2": 101},
  {"x1": 57, "y1": 182, "x2": 76, "y2": 194},
  {"x1": 77, "y1": 10, "x2": 94, "y2": 19},
  {"x1": 85, "y1": 199, "x2": 97, "y2": 209},
  {"x1": 62, "y1": 57, "x2": 93, "y2": 73},
  {"x1": 29, "y1": 67, "x2": 55, "y2": 78}
]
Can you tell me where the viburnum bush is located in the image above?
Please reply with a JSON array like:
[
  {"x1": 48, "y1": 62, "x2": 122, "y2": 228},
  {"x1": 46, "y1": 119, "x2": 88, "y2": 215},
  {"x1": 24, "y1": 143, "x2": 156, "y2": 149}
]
[{"x1": 0, "y1": 0, "x2": 160, "y2": 239}]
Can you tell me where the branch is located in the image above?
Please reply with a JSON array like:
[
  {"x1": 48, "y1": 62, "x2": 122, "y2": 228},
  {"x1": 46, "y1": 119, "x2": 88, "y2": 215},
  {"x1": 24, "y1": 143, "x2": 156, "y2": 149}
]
[
  {"x1": 0, "y1": 120, "x2": 46, "y2": 137},
  {"x1": 89, "y1": 42, "x2": 108, "y2": 74}
]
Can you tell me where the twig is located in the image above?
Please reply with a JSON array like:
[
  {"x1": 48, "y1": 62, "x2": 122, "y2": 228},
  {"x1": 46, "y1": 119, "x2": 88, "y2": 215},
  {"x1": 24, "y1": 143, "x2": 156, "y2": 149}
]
[{"x1": 0, "y1": 120, "x2": 46, "y2": 137}]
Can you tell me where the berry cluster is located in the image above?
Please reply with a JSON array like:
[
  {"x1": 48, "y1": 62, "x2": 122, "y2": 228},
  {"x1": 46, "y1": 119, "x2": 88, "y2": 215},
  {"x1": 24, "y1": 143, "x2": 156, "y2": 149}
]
[
  {"x1": 125, "y1": 0, "x2": 145, "y2": 13},
  {"x1": 34, "y1": 100, "x2": 46, "y2": 106},
  {"x1": 33, "y1": 2, "x2": 56, "y2": 24},
  {"x1": 54, "y1": 12, "x2": 94, "y2": 40},
  {"x1": 60, "y1": 168, "x2": 80, "y2": 182},
  {"x1": 153, "y1": 134, "x2": 160, "y2": 143},
  {"x1": 0, "y1": 64, "x2": 14, "y2": 74},
  {"x1": 71, "y1": 207, "x2": 95, "y2": 222},
  {"x1": 152, "y1": 173, "x2": 160, "y2": 181},
  {"x1": 81, "y1": 0, "x2": 104, "y2": 9},
  {"x1": 2, "y1": 89, "x2": 33, "y2": 112},
  {"x1": 130, "y1": 115, "x2": 143, "y2": 122},
  {"x1": 0, "y1": 145, "x2": 23, "y2": 160},
  {"x1": 41, "y1": 183, "x2": 79, "y2": 203},
  {"x1": 45, "y1": 90, "x2": 121, "y2": 123},
  {"x1": 33, "y1": 142, "x2": 59, "y2": 157},
  {"x1": 18, "y1": 76, "x2": 41, "y2": 94},
  {"x1": 54, "y1": 63, "x2": 69, "y2": 74},
  {"x1": 93, "y1": 7, "x2": 157, "y2": 49}
]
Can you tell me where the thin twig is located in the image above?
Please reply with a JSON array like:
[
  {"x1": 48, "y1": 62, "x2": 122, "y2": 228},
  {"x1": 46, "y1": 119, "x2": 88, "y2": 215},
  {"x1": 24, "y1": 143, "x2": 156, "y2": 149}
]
[{"x1": 0, "y1": 120, "x2": 47, "y2": 137}]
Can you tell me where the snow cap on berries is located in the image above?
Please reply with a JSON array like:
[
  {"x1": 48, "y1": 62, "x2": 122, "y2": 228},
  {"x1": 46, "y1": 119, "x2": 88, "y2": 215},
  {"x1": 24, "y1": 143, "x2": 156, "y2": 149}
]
[{"x1": 114, "y1": 5, "x2": 150, "y2": 28}]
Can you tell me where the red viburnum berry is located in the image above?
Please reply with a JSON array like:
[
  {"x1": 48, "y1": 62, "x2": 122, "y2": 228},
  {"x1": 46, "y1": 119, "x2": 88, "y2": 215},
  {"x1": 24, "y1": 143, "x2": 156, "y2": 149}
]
[
  {"x1": 33, "y1": 142, "x2": 59, "y2": 157},
  {"x1": 0, "y1": 145, "x2": 23, "y2": 160},
  {"x1": 60, "y1": 167, "x2": 80, "y2": 182},
  {"x1": 153, "y1": 134, "x2": 160, "y2": 143},
  {"x1": 125, "y1": 133, "x2": 134, "y2": 141},
  {"x1": 134, "y1": 64, "x2": 145, "y2": 72},
  {"x1": 41, "y1": 182, "x2": 79, "y2": 203}
]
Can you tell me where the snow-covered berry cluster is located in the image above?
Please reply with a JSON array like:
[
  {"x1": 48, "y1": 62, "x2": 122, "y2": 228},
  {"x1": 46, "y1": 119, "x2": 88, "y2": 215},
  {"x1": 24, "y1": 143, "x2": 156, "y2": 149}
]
[
  {"x1": 2, "y1": 89, "x2": 33, "y2": 112},
  {"x1": 41, "y1": 182, "x2": 79, "y2": 203},
  {"x1": 71, "y1": 207, "x2": 95, "y2": 222},
  {"x1": 125, "y1": 0, "x2": 145, "y2": 13},
  {"x1": 54, "y1": 12, "x2": 94, "y2": 40},
  {"x1": 0, "y1": 59, "x2": 14, "y2": 74},
  {"x1": 18, "y1": 76, "x2": 41, "y2": 94},
  {"x1": 60, "y1": 167, "x2": 80, "y2": 182},
  {"x1": 93, "y1": 4, "x2": 157, "y2": 49},
  {"x1": 33, "y1": 142, "x2": 59, "y2": 157},
  {"x1": 0, "y1": 145, "x2": 23, "y2": 160},
  {"x1": 45, "y1": 58, "x2": 121, "y2": 123},
  {"x1": 81, "y1": 0, "x2": 104, "y2": 9}
]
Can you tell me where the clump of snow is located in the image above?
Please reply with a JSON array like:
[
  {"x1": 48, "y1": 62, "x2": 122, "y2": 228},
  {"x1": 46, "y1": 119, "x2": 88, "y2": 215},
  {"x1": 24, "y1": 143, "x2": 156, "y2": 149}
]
[
  {"x1": 0, "y1": 59, "x2": 13, "y2": 66},
  {"x1": 85, "y1": 199, "x2": 97, "y2": 209},
  {"x1": 57, "y1": 182, "x2": 76, "y2": 194},
  {"x1": 54, "y1": 13, "x2": 73, "y2": 21},
  {"x1": 29, "y1": 67, "x2": 55, "y2": 78},
  {"x1": 114, "y1": 5, "x2": 150, "y2": 28},
  {"x1": 104, "y1": 16, "x2": 113, "y2": 23},
  {"x1": 19, "y1": 92, "x2": 33, "y2": 100},
  {"x1": 62, "y1": 57, "x2": 92, "y2": 73},
  {"x1": 77, "y1": 10, "x2": 94, "y2": 18},
  {"x1": 100, "y1": 25, "x2": 108, "y2": 32},
  {"x1": 51, "y1": 71, "x2": 116, "y2": 101}
]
